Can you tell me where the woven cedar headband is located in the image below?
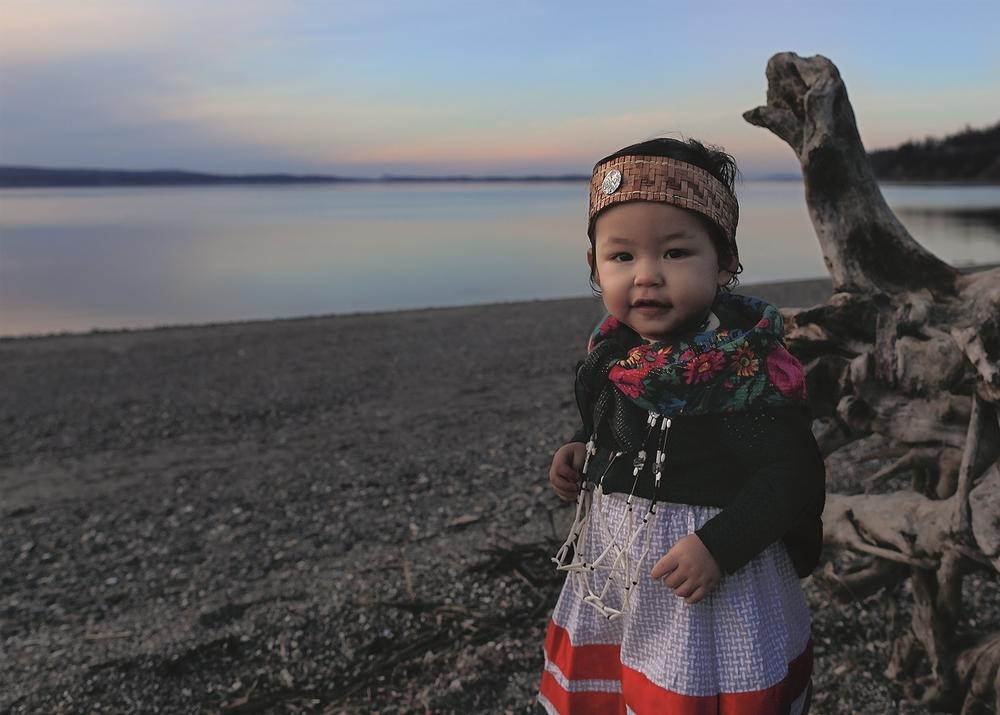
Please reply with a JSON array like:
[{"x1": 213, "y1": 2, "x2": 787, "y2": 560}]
[{"x1": 589, "y1": 155, "x2": 739, "y2": 256}]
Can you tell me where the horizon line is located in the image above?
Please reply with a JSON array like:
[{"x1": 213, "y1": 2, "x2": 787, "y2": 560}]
[{"x1": 0, "y1": 165, "x2": 808, "y2": 188}]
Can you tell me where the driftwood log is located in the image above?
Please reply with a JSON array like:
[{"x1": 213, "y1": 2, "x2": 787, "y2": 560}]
[{"x1": 744, "y1": 52, "x2": 1000, "y2": 713}]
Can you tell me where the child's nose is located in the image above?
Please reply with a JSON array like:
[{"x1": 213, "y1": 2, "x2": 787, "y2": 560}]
[{"x1": 634, "y1": 259, "x2": 664, "y2": 285}]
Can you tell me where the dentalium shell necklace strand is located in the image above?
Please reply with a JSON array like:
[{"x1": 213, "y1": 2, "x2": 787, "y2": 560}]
[
  {"x1": 552, "y1": 410, "x2": 672, "y2": 620},
  {"x1": 549, "y1": 289, "x2": 810, "y2": 619}
]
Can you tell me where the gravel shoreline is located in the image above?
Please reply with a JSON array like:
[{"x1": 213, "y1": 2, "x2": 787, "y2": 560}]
[{"x1": 0, "y1": 278, "x2": 979, "y2": 714}]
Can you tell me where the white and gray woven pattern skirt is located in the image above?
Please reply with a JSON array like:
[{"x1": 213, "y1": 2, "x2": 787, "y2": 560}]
[{"x1": 538, "y1": 492, "x2": 814, "y2": 715}]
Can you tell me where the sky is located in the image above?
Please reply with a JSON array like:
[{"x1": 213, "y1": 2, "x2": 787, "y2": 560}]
[{"x1": 1, "y1": 0, "x2": 997, "y2": 179}]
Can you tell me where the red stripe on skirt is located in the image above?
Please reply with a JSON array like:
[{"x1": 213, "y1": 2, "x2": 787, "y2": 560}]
[
  {"x1": 540, "y1": 618, "x2": 813, "y2": 714},
  {"x1": 543, "y1": 616, "x2": 622, "y2": 681},
  {"x1": 539, "y1": 670, "x2": 627, "y2": 715}
]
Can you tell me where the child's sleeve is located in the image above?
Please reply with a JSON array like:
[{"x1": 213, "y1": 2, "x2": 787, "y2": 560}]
[
  {"x1": 568, "y1": 358, "x2": 591, "y2": 444},
  {"x1": 693, "y1": 406, "x2": 826, "y2": 575}
]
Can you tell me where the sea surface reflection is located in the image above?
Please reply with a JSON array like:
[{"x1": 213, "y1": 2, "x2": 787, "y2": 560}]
[{"x1": 1, "y1": 181, "x2": 998, "y2": 337}]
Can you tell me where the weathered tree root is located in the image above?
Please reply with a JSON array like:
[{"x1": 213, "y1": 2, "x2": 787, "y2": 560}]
[
  {"x1": 746, "y1": 51, "x2": 1000, "y2": 710},
  {"x1": 813, "y1": 559, "x2": 908, "y2": 602},
  {"x1": 957, "y1": 631, "x2": 1000, "y2": 714}
]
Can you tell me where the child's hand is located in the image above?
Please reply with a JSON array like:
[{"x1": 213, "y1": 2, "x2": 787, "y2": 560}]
[
  {"x1": 548, "y1": 442, "x2": 587, "y2": 501},
  {"x1": 650, "y1": 534, "x2": 721, "y2": 605}
]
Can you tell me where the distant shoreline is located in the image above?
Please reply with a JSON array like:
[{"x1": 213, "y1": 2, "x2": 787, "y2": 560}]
[
  {"x1": 0, "y1": 166, "x2": 794, "y2": 188},
  {"x1": 5, "y1": 120, "x2": 996, "y2": 188},
  {"x1": 4, "y1": 166, "x2": 999, "y2": 189},
  {"x1": 0, "y1": 167, "x2": 587, "y2": 188}
]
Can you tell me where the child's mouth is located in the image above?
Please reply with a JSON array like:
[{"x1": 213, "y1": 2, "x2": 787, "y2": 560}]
[{"x1": 632, "y1": 301, "x2": 669, "y2": 313}]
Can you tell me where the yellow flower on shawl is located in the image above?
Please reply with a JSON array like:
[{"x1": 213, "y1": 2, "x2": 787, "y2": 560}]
[{"x1": 732, "y1": 344, "x2": 760, "y2": 378}]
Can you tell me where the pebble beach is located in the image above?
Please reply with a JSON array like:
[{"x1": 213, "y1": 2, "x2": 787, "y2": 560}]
[{"x1": 1, "y1": 276, "x2": 977, "y2": 714}]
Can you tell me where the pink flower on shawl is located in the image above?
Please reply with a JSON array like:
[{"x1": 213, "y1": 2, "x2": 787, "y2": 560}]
[
  {"x1": 609, "y1": 345, "x2": 673, "y2": 399},
  {"x1": 620, "y1": 345, "x2": 671, "y2": 376},
  {"x1": 609, "y1": 365, "x2": 645, "y2": 398},
  {"x1": 765, "y1": 346, "x2": 807, "y2": 399},
  {"x1": 646, "y1": 345, "x2": 673, "y2": 366},
  {"x1": 599, "y1": 316, "x2": 621, "y2": 335},
  {"x1": 588, "y1": 315, "x2": 623, "y2": 352},
  {"x1": 683, "y1": 349, "x2": 726, "y2": 385}
]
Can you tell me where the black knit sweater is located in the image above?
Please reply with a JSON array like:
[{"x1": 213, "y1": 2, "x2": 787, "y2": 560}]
[{"x1": 569, "y1": 377, "x2": 827, "y2": 578}]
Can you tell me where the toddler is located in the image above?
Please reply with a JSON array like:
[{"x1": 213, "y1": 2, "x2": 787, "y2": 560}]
[{"x1": 537, "y1": 137, "x2": 825, "y2": 715}]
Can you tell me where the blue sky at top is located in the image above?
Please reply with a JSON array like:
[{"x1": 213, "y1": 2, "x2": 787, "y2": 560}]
[{"x1": 0, "y1": 0, "x2": 997, "y2": 177}]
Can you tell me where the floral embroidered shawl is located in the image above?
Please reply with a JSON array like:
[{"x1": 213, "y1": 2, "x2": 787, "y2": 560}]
[{"x1": 583, "y1": 291, "x2": 808, "y2": 421}]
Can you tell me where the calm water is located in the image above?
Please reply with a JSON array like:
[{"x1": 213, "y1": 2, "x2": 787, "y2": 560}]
[{"x1": 1, "y1": 181, "x2": 999, "y2": 338}]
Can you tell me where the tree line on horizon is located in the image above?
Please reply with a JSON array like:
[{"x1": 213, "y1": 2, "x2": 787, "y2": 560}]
[
  {"x1": 1, "y1": 121, "x2": 998, "y2": 187},
  {"x1": 868, "y1": 119, "x2": 1000, "y2": 182}
]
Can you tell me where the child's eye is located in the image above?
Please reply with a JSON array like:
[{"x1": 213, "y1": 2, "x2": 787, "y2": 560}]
[
  {"x1": 664, "y1": 249, "x2": 688, "y2": 258},
  {"x1": 610, "y1": 252, "x2": 633, "y2": 262}
]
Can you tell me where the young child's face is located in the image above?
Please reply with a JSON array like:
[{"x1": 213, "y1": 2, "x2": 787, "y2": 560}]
[{"x1": 589, "y1": 201, "x2": 737, "y2": 342}]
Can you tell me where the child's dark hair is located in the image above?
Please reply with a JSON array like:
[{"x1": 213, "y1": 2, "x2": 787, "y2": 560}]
[{"x1": 587, "y1": 136, "x2": 744, "y2": 296}]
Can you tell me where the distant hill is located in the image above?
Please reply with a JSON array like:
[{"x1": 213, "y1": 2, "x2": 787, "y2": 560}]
[
  {"x1": 867, "y1": 120, "x2": 1000, "y2": 183},
  {"x1": 0, "y1": 166, "x2": 590, "y2": 188},
  {"x1": 5, "y1": 123, "x2": 999, "y2": 187},
  {"x1": 0, "y1": 167, "x2": 357, "y2": 187}
]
